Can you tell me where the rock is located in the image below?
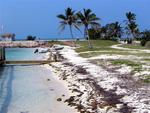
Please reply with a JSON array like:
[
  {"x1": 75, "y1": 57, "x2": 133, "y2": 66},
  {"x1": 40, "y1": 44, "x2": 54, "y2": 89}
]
[
  {"x1": 62, "y1": 94, "x2": 65, "y2": 97},
  {"x1": 57, "y1": 98, "x2": 62, "y2": 101},
  {"x1": 47, "y1": 78, "x2": 51, "y2": 81}
]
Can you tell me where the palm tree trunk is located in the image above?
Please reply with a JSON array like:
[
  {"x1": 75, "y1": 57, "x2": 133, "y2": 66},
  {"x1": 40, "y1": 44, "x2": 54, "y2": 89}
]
[
  {"x1": 69, "y1": 25, "x2": 75, "y2": 47},
  {"x1": 84, "y1": 27, "x2": 87, "y2": 40},
  {"x1": 85, "y1": 27, "x2": 92, "y2": 48}
]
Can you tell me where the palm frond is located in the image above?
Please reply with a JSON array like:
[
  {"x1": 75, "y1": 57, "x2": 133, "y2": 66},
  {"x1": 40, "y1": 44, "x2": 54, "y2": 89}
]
[
  {"x1": 57, "y1": 14, "x2": 66, "y2": 20},
  {"x1": 73, "y1": 23, "x2": 82, "y2": 33},
  {"x1": 58, "y1": 22, "x2": 66, "y2": 32}
]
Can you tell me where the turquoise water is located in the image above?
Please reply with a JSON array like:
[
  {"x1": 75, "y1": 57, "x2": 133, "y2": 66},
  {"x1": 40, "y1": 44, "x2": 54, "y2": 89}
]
[{"x1": 5, "y1": 48, "x2": 45, "y2": 61}]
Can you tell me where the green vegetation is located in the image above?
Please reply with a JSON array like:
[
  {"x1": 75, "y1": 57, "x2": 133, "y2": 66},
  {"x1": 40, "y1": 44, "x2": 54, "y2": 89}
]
[
  {"x1": 145, "y1": 41, "x2": 150, "y2": 48},
  {"x1": 143, "y1": 58, "x2": 150, "y2": 61},
  {"x1": 77, "y1": 9, "x2": 100, "y2": 48},
  {"x1": 26, "y1": 35, "x2": 36, "y2": 40},
  {"x1": 57, "y1": 7, "x2": 80, "y2": 47},
  {"x1": 79, "y1": 51, "x2": 125, "y2": 58},
  {"x1": 79, "y1": 51, "x2": 150, "y2": 58},
  {"x1": 120, "y1": 44, "x2": 147, "y2": 49},
  {"x1": 48, "y1": 40, "x2": 64, "y2": 45},
  {"x1": 143, "y1": 75, "x2": 150, "y2": 83},
  {"x1": 110, "y1": 60, "x2": 142, "y2": 72},
  {"x1": 57, "y1": 8, "x2": 149, "y2": 49},
  {"x1": 125, "y1": 12, "x2": 139, "y2": 44},
  {"x1": 140, "y1": 30, "x2": 150, "y2": 46},
  {"x1": 75, "y1": 40, "x2": 118, "y2": 52}
]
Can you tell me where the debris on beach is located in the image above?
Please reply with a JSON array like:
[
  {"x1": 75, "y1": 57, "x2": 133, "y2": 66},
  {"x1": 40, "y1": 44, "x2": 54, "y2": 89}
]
[{"x1": 47, "y1": 45, "x2": 150, "y2": 113}]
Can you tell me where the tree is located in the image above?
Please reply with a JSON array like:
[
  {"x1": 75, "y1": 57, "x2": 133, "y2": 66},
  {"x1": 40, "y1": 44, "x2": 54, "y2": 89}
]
[
  {"x1": 12, "y1": 34, "x2": 16, "y2": 41},
  {"x1": 112, "y1": 22, "x2": 122, "y2": 38},
  {"x1": 125, "y1": 12, "x2": 138, "y2": 43},
  {"x1": 100, "y1": 22, "x2": 122, "y2": 40},
  {"x1": 77, "y1": 9, "x2": 100, "y2": 48},
  {"x1": 140, "y1": 30, "x2": 150, "y2": 46},
  {"x1": 57, "y1": 7, "x2": 79, "y2": 47},
  {"x1": 88, "y1": 28, "x2": 101, "y2": 40},
  {"x1": 26, "y1": 35, "x2": 36, "y2": 40},
  {"x1": 100, "y1": 26, "x2": 107, "y2": 39}
]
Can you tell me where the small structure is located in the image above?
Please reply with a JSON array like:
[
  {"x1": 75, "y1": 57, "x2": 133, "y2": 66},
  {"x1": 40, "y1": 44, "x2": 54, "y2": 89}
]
[{"x1": 0, "y1": 33, "x2": 15, "y2": 41}]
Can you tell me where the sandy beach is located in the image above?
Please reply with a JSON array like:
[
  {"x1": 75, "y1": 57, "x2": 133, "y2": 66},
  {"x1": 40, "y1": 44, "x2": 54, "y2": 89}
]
[{"x1": 45, "y1": 45, "x2": 150, "y2": 113}]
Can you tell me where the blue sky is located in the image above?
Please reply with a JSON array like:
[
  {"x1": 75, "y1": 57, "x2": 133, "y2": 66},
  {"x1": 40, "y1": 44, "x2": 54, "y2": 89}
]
[{"x1": 0, "y1": 0, "x2": 150, "y2": 40}]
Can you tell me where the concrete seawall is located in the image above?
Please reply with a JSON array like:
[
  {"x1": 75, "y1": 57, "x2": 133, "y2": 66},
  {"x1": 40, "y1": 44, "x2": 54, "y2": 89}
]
[{"x1": 0, "y1": 41, "x2": 49, "y2": 48}]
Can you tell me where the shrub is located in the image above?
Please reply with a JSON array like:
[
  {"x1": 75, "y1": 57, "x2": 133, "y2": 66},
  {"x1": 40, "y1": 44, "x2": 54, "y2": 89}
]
[
  {"x1": 141, "y1": 40, "x2": 147, "y2": 46},
  {"x1": 145, "y1": 41, "x2": 150, "y2": 48},
  {"x1": 140, "y1": 30, "x2": 150, "y2": 46},
  {"x1": 127, "y1": 38, "x2": 132, "y2": 44},
  {"x1": 26, "y1": 35, "x2": 36, "y2": 40}
]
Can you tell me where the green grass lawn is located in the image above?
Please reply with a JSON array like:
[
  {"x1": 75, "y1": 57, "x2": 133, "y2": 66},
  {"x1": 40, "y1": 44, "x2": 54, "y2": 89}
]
[
  {"x1": 79, "y1": 51, "x2": 150, "y2": 58},
  {"x1": 110, "y1": 60, "x2": 143, "y2": 72},
  {"x1": 48, "y1": 40, "x2": 65, "y2": 45},
  {"x1": 75, "y1": 40, "x2": 118, "y2": 52},
  {"x1": 120, "y1": 44, "x2": 149, "y2": 49}
]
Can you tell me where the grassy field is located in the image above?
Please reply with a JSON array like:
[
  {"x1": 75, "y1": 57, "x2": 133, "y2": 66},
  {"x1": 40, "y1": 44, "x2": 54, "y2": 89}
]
[
  {"x1": 74, "y1": 40, "x2": 150, "y2": 84},
  {"x1": 120, "y1": 44, "x2": 149, "y2": 49},
  {"x1": 74, "y1": 40, "x2": 150, "y2": 58},
  {"x1": 110, "y1": 60, "x2": 143, "y2": 72},
  {"x1": 79, "y1": 51, "x2": 150, "y2": 58},
  {"x1": 75, "y1": 40, "x2": 118, "y2": 52}
]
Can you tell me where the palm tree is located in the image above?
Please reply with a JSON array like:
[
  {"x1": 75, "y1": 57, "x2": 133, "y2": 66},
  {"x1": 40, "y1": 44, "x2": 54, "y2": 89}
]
[
  {"x1": 111, "y1": 22, "x2": 122, "y2": 38},
  {"x1": 57, "y1": 7, "x2": 79, "y2": 47},
  {"x1": 77, "y1": 9, "x2": 100, "y2": 48},
  {"x1": 126, "y1": 12, "x2": 136, "y2": 23},
  {"x1": 125, "y1": 12, "x2": 138, "y2": 42}
]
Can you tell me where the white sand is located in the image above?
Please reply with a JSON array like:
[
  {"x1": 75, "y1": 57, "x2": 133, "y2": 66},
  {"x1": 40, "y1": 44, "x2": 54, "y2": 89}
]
[{"x1": 51, "y1": 45, "x2": 150, "y2": 113}]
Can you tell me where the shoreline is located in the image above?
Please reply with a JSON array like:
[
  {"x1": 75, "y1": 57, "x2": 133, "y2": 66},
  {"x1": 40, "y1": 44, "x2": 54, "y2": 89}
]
[
  {"x1": 0, "y1": 47, "x2": 78, "y2": 113},
  {"x1": 44, "y1": 45, "x2": 150, "y2": 113}
]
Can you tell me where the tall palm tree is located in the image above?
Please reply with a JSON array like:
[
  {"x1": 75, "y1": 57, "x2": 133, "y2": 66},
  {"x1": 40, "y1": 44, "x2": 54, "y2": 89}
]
[
  {"x1": 57, "y1": 7, "x2": 79, "y2": 47},
  {"x1": 112, "y1": 22, "x2": 122, "y2": 38},
  {"x1": 126, "y1": 12, "x2": 136, "y2": 23},
  {"x1": 125, "y1": 12, "x2": 138, "y2": 41},
  {"x1": 77, "y1": 9, "x2": 100, "y2": 48}
]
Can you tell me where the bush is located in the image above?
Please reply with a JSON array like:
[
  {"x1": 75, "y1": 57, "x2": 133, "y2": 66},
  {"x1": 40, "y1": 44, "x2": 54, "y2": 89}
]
[
  {"x1": 140, "y1": 30, "x2": 150, "y2": 46},
  {"x1": 127, "y1": 39, "x2": 132, "y2": 44},
  {"x1": 141, "y1": 40, "x2": 147, "y2": 46},
  {"x1": 88, "y1": 28, "x2": 100, "y2": 40},
  {"x1": 145, "y1": 41, "x2": 150, "y2": 48},
  {"x1": 26, "y1": 35, "x2": 36, "y2": 40}
]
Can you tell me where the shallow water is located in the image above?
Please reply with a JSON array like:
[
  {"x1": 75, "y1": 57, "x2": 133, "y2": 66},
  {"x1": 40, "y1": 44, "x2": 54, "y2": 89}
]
[
  {"x1": 5, "y1": 48, "x2": 45, "y2": 60},
  {"x1": 0, "y1": 65, "x2": 50, "y2": 113},
  {"x1": 0, "y1": 48, "x2": 77, "y2": 113},
  {"x1": 0, "y1": 65, "x2": 77, "y2": 113}
]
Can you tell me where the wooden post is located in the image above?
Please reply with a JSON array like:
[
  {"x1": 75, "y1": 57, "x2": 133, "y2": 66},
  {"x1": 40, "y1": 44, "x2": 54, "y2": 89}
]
[
  {"x1": 3, "y1": 47, "x2": 6, "y2": 60},
  {"x1": 0, "y1": 47, "x2": 5, "y2": 65}
]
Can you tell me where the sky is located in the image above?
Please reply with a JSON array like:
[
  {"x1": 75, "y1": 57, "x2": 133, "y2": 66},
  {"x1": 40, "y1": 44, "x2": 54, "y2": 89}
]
[{"x1": 0, "y1": 0, "x2": 150, "y2": 40}]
